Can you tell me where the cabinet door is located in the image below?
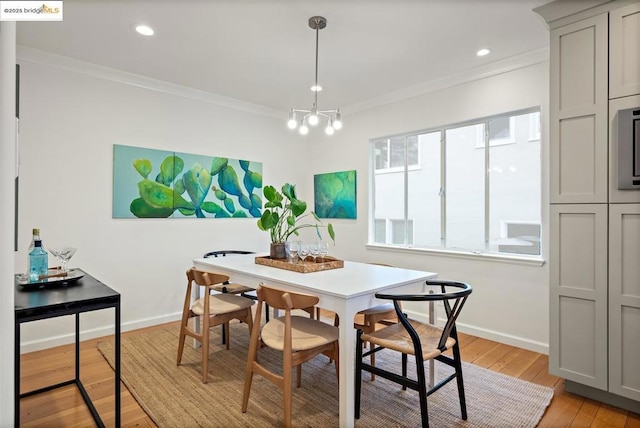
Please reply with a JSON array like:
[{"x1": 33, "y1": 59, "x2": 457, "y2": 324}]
[
  {"x1": 550, "y1": 204, "x2": 608, "y2": 389},
  {"x1": 609, "y1": 204, "x2": 640, "y2": 401},
  {"x1": 610, "y1": 3, "x2": 640, "y2": 99},
  {"x1": 550, "y1": 14, "x2": 608, "y2": 203}
]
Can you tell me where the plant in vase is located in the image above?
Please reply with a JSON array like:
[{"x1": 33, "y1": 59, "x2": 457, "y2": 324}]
[{"x1": 257, "y1": 183, "x2": 335, "y2": 259}]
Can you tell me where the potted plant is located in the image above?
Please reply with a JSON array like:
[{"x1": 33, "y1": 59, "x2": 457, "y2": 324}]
[{"x1": 257, "y1": 183, "x2": 335, "y2": 259}]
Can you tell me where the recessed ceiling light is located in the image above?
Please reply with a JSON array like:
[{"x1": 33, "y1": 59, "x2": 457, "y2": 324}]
[
  {"x1": 135, "y1": 25, "x2": 154, "y2": 36},
  {"x1": 476, "y1": 48, "x2": 491, "y2": 57}
]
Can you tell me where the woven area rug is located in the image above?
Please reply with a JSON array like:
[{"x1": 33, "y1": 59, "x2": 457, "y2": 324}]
[{"x1": 98, "y1": 322, "x2": 553, "y2": 427}]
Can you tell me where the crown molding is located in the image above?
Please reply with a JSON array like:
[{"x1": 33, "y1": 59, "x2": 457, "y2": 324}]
[
  {"x1": 343, "y1": 47, "x2": 550, "y2": 115},
  {"x1": 16, "y1": 46, "x2": 283, "y2": 119},
  {"x1": 533, "y1": 0, "x2": 637, "y2": 29},
  {"x1": 17, "y1": 45, "x2": 550, "y2": 121}
]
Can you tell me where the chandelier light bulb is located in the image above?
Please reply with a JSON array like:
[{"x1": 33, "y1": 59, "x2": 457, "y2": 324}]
[
  {"x1": 325, "y1": 123, "x2": 335, "y2": 135},
  {"x1": 287, "y1": 111, "x2": 297, "y2": 129},
  {"x1": 310, "y1": 85, "x2": 323, "y2": 92},
  {"x1": 332, "y1": 111, "x2": 343, "y2": 130},
  {"x1": 299, "y1": 121, "x2": 309, "y2": 135},
  {"x1": 308, "y1": 114, "x2": 319, "y2": 126}
]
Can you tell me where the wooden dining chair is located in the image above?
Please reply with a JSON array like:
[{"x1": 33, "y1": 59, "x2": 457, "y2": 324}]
[
  {"x1": 242, "y1": 283, "x2": 339, "y2": 428},
  {"x1": 203, "y1": 251, "x2": 260, "y2": 310},
  {"x1": 355, "y1": 279, "x2": 472, "y2": 428},
  {"x1": 176, "y1": 267, "x2": 254, "y2": 383}
]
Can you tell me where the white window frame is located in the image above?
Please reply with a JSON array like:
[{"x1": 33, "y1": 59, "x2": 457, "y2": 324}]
[
  {"x1": 474, "y1": 116, "x2": 516, "y2": 148},
  {"x1": 528, "y1": 111, "x2": 541, "y2": 141},
  {"x1": 374, "y1": 136, "x2": 421, "y2": 173},
  {"x1": 369, "y1": 107, "x2": 542, "y2": 262}
]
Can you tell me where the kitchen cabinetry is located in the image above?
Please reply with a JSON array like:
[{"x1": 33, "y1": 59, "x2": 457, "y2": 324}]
[
  {"x1": 538, "y1": 0, "x2": 640, "y2": 413},
  {"x1": 549, "y1": 204, "x2": 608, "y2": 389},
  {"x1": 609, "y1": 203, "x2": 640, "y2": 402},
  {"x1": 610, "y1": 2, "x2": 640, "y2": 99},
  {"x1": 549, "y1": 14, "x2": 608, "y2": 204}
]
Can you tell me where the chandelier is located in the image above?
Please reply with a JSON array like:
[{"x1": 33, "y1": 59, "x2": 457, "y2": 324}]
[{"x1": 287, "y1": 16, "x2": 342, "y2": 136}]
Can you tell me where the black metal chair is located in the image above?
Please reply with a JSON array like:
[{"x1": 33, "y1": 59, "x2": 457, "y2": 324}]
[{"x1": 355, "y1": 279, "x2": 473, "y2": 428}]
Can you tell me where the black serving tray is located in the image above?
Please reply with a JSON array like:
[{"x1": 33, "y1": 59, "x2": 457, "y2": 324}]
[{"x1": 16, "y1": 268, "x2": 85, "y2": 289}]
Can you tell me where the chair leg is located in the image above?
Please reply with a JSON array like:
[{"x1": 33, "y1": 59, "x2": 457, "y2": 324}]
[
  {"x1": 221, "y1": 324, "x2": 226, "y2": 345},
  {"x1": 242, "y1": 311, "x2": 260, "y2": 413},
  {"x1": 355, "y1": 330, "x2": 363, "y2": 419},
  {"x1": 402, "y1": 353, "x2": 408, "y2": 391},
  {"x1": 202, "y1": 322, "x2": 210, "y2": 384},
  {"x1": 415, "y1": 353, "x2": 430, "y2": 428},
  {"x1": 176, "y1": 317, "x2": 188, "y2": 366},
  {"x1": 451, "y1": 340, "x2": 467, "y2": 420},
  {"x1": 224, "y1": 322, "x2": 231, "y2": 350},
  {"x1": 283, "y1": 361, "x2": 293, "y2": 428}
]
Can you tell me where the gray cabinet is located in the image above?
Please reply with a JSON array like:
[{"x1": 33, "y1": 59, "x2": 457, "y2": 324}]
[
  {"x1": 609, "y1": 2, "x2": 640, "y2": 99},
  {"x1": 609, "y1": 203, "x2": 640, "y2": 401},
  {"x1": 543, "y1": 0, "x2": 640, "y2": 411},
  {"x1": 549, "y1": 14, "x2": 608, "y2": 204},
  {"x1": 549, "y1": 204, "x2": 608, "y2": 389}
]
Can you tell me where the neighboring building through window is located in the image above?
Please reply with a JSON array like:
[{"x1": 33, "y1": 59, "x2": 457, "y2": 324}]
[{"x1": 370, "y1": 109, "x2": 541, "y2": 257}]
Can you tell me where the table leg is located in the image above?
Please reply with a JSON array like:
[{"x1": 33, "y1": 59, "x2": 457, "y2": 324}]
[
  {"x1": 14, "y1": 319, "x2": 20, "y2": 427},
  {"x1": 75, "y1": 313, "x2": 80, "y2": 380},
  {"x1": 338, "y1": 306, "x2": 357, "y2": 428},
  {"x1": 115, "y1": 301, "x2": 121, "y2": 427}
]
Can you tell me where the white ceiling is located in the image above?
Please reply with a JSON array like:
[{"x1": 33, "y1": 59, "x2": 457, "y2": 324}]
[{"x1": 16, "y1": 0, "x2": 550, "y2": 114}]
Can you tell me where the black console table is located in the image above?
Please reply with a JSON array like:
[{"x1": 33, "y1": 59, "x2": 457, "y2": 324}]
[{"x1": 14, "y1": 270, "x2": 121, "y2": 427}]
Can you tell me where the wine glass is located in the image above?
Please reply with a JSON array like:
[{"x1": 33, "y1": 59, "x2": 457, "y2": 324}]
[
  {"x1": 309, "y1": 241, "x2": 320, "y2": 263},
  {"x1": 49, "y1": 247, "x2": 77, "y2": 272},
  {"x1": 298, "y1": 243, "x2": 310, "y2": 263},
  {"x1": 288, "y1": 240, "x2": 299, "y2": 264},
  {"x1": 318, "y1": 241, "x2": 329, "y2": 262}
]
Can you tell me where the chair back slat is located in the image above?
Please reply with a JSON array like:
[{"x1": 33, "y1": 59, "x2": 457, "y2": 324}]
[
  {"x1": 437, "y1": 293, "x2": 469, "y2": 350},
  {"x1": 187, "y1": 267, "x2": 229, "y2": 287},
  {"x1": 257, "y1": 283, "x2": 319, "y2": 310}
]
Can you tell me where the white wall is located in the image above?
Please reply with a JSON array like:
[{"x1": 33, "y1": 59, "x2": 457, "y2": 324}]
[
  {"x1": 8, "y1": 49, "x2": 550, "y2": 356},
  {"x1": 13, "y1": 53, "x2": 307, "y2": 351},
  {"x1": 0, "y1": 21, "x2": 16, "y2": 428},
  {"x1": 305, "y1": 61, "x2": 550, "y2": 352}
]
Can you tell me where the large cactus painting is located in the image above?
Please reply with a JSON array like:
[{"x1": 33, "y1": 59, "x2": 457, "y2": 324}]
[{"x1": 113, "y1": 144, "x2": 262, "y2": 219}]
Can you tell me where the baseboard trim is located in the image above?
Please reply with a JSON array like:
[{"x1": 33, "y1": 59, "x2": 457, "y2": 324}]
[
  {"x1": 406, "y1": 309, "x2": 549, "y2": 355},
  {"x1": 19, "y1": 312, "x2": 183, "y2": 353},
  {"x1": 20, "y1": 309, "x2": 549, "y2": 356},
  {"x1": 566, "y1": 380, "x2": 640, "y2": 413}
]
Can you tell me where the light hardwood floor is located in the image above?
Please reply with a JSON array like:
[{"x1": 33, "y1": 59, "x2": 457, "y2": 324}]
[{"x1": 18, "y1": 320, "x2": 640, "y2": 427}]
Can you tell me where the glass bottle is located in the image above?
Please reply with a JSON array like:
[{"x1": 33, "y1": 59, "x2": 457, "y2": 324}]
[
  {"x1": 27, "y1": 228, "x2": 42, "y2": 254},
  {"x1": 29, "y1": 239, "x2": 48, "y2": 282}
]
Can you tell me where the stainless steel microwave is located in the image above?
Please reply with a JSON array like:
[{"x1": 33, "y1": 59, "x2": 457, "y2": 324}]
[{"x1": 617, "y1": 107, "x2": 640, "y2": 190}]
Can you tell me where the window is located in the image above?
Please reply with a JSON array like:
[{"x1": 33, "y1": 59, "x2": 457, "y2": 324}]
[
  {"x1": 374, "y1": 136, "x2": 419, "y2": 171},
  {"x1": 370, "y1": 109, "x2": 541, "y2": 257},
  {"x1": 373, "y1": 218, "x2": 414, "y2": 245}
]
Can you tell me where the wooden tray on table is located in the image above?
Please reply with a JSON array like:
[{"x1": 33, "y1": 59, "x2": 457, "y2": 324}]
[{"x1": 255, "y1": 256, "x2": 344, "y2": 273}]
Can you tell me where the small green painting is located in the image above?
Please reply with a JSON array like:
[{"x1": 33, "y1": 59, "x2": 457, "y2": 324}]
[
  {"x1": 314, "y1": 170, "x2": 356, "y2": 219},
  {"x1": 113, "y1": 144, "x2": 263, "y2": 219}
]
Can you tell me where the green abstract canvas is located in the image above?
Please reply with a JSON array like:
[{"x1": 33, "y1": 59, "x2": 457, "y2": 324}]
[{"x1": 314, "y1": 170, "x2": 356, "y2": 219}]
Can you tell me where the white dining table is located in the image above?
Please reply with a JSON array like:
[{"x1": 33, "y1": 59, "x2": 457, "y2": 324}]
[{"x1": 193, "y1": 254, "x2": 437, "y2": 428}]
